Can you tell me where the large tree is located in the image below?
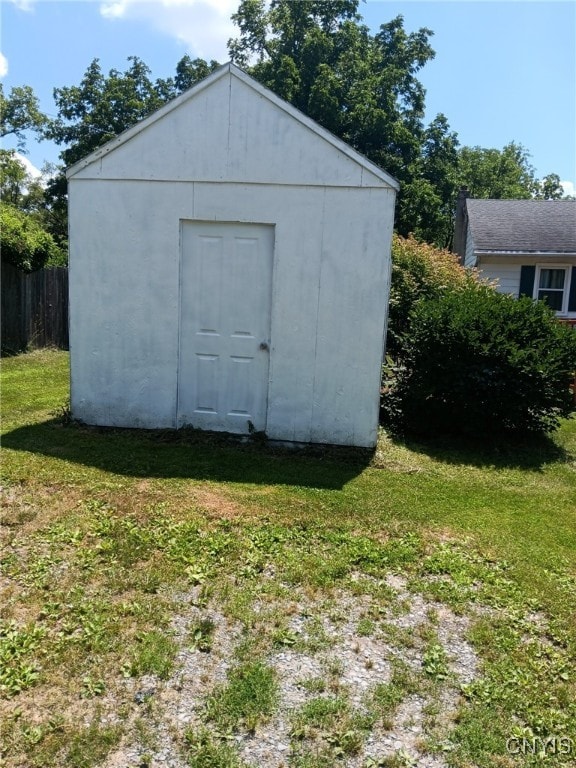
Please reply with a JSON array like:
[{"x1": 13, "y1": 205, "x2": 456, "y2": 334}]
[
  {"x1": 0, "y1": 149, "x2": 30, "y2": 207},
  {"x1": 43, "y1": 55, "x2": 219, "y2": 245},
  {"x1": 0, "y1": 149, "x2": 47, "y2": 211},
  {"x1": 46, "y1": 55, "x2": 220, "y2": 169},
  {"x1": 532, "y1": 172, "x2": 567, "y2": 200},
  {"x1": 399, "y1": 114, "x2": 460, "y2": 246},
  {"x1": 457, "y1": 142, "x2": 540, "y2": 200},
  {"x1": 229, "y1": 0, "x2": 442, "y2": 238},
  {"x1": 228, "y1": 1, "x2": 569, "y2": 245},
  {"x1": 0, "y1": 84, "x2": 47, "y2": 151},
  {"x1": 41, "y1": 5, "x2": 569, "y2": 249}
]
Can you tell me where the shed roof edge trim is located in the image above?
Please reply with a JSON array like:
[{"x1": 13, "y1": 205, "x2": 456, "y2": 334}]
[{"x1": 65, "y1": 64, "x2": 230, "y2": 179}]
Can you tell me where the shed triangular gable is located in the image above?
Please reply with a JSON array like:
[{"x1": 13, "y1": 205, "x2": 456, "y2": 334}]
[{"x1": 67, "y1": 63, "x2": 398, "y2": 190}]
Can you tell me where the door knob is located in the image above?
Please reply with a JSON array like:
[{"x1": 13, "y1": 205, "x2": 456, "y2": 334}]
[{"x1": 259, "y1": 342, "x2": 269, "y2": 351}]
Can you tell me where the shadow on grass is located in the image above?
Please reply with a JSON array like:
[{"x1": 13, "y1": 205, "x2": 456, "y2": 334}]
[
  {"x1": 387, "y1": 428, "x2": 573, "y2": 471},
  {"x1": 1, "y1": 420, "x2": 372, "y2": 490}
]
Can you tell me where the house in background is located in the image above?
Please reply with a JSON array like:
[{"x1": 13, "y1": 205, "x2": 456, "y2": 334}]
[
  {"x1": 66, "y1": 63, "x2": 399, "y2": 448},
  {"x1": 453, "y1": 192, "x2": 576, "y2": 321}
]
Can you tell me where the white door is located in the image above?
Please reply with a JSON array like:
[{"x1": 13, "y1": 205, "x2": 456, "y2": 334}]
[{"x1": 177, "y1": 221, "x2": 274, "y2": 434}]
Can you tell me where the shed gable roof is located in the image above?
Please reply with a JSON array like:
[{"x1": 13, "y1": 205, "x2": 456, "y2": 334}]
[
  {"x1": 66, "y1": 62, "x2": 399, "y2": 190},
  {"x1": 466, "y1": 199, "x2": 576, "y2": 254}
]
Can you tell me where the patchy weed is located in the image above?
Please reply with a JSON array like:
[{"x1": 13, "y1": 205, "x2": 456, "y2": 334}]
[{"x1": 204, "y1": 660, "x2": 279, "y2": 734}]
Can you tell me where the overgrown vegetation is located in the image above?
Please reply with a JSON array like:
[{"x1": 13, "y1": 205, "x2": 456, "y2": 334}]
[
  {"x1": 0, "y1": 203, "x2": 66, "y2": 272},
  {"x1": 383, "y1": 238, "x2": 576, "y2": 438},
  {"x1": 386, "y1": 234, "x2": 477, "y2": 359},
  {"x1": 0, "y1": 147, "x2": 68, "y2": 269},
  {"x1": 1, "y1": 350, "x2": 576, "y2": 767}
]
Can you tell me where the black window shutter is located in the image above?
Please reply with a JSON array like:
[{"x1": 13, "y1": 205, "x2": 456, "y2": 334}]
[
  {"x1": 568, "y1": 266, "x2": 576, "y2": 312},
  {"x1": 519, "y1": 265, "x2": 536, "y2": 298}
]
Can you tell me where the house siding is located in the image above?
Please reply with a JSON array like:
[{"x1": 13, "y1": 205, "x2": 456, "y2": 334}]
[
  {"x1": 477, "y1": 255, "x2": 576, "y2": 315},
  {"x1": 455, "y1": 198, "x2": 576, "y2": 317},
  {"x1": 476, "y1": 261, "x2": 522, "y2": 295},
  {"x1": 464, "y1": 225, "x2": 476, "y2": 268}
]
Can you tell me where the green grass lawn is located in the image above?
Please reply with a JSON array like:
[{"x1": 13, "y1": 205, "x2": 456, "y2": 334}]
[{"x1": 1, "y1": 349, "x2": 575, "y2": 768}]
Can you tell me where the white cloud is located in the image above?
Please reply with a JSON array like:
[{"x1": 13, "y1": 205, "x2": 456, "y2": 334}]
[
  {"x1": 16, "y1": 153, "x2": 42, "y2": 179},
  {"x1": 99, "y1": 0, "x2": 238, "y2": 61},
  {"x1": 100, "y1": 1, "x2": 127, "y2": 19},
  {"x1": 0, "y1": 52, "x2": 8, "y2": 78},
  {"x1": 560, "y1": 180, "x2": 575, "y2": 198},
  {"x1": 8, "y1": 0, "x2": 35, "y2": 11}
]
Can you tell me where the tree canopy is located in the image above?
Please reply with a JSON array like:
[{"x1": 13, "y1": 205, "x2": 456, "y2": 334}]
[
  {"x1": 229, "y1": 1, "x2": 443, "y2": 238},
  {"x1": 227, "y1": 0, "x2": 567, "y2": 244},
  {"x1": 5, "y1": 1, "x2": 569, "y2": 254},
  {"x1": 0, "y1": 149, "x2": 46, "y2": 210},
  {"x1": 457, "y1": 142, "x2": 565, "y2": 201},
  {"x1": 0, "y1": 84, "x2": 47, "y2": 151},
  {"x1": 39, "y1": 55, "x2": 220, "y2": 247},
  {"x1": 45, "y1": 55, "x2": 220, "y2": 169}
]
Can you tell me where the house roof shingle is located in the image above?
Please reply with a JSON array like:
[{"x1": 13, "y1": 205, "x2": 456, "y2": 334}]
[{"x1": 466, "y1": 199, "x2": 576, "y2": 253}]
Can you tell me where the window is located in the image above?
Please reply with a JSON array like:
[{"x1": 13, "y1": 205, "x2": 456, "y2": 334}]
[{"x1": 535, "y1": 266, "x2": 570, "y2": 314}]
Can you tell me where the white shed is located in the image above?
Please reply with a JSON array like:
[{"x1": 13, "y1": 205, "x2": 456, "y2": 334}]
[{"x1": 67, "y1": 63, "x2": 398, "y2": 447}]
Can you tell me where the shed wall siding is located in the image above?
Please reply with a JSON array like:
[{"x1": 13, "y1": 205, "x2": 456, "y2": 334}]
[{"x1": 69, "y1": 178, "x2": 395, "y2": 446}]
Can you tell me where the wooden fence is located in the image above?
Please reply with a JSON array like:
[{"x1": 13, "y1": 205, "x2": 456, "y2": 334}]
[{"x1": 1, "y1": 262, "x2": 69, "y2": 354}]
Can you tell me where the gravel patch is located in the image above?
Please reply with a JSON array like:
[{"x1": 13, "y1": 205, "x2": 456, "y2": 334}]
[{"x1": 100, "y1": 575, "x2": 479, "y2": 768}]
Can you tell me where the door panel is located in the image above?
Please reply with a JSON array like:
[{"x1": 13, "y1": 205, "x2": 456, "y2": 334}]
[{"x1": 177, "y1": 221, "x2": 274, "y2": 433}]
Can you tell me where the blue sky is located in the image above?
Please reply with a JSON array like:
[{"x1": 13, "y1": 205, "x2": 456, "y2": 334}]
[{"x1": 1, "y1": 0, "x2": 575, "y2": 193}]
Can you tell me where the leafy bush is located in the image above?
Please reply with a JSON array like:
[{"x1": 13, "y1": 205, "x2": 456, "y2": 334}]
[
  {"x1": 387, "y1": 234, "x2": 477, "y2": 359},
  {"x1": 382, "y1": 283, "x2": 576, "y2": 437},
  {"x1": 1, "y1": 204, "x2": 65, "y2": 272}
]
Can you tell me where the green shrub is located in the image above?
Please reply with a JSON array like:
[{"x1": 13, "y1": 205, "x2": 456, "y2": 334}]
[
  {"x1": 0, "y1": 204, "x2": 65, "y2": 272},
  {"x1": 387, "y1": 234, "x2": 477, "y2": 359},
  {"x1": 382, "y1": 283, "x2": 576, "y2": 437}
]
